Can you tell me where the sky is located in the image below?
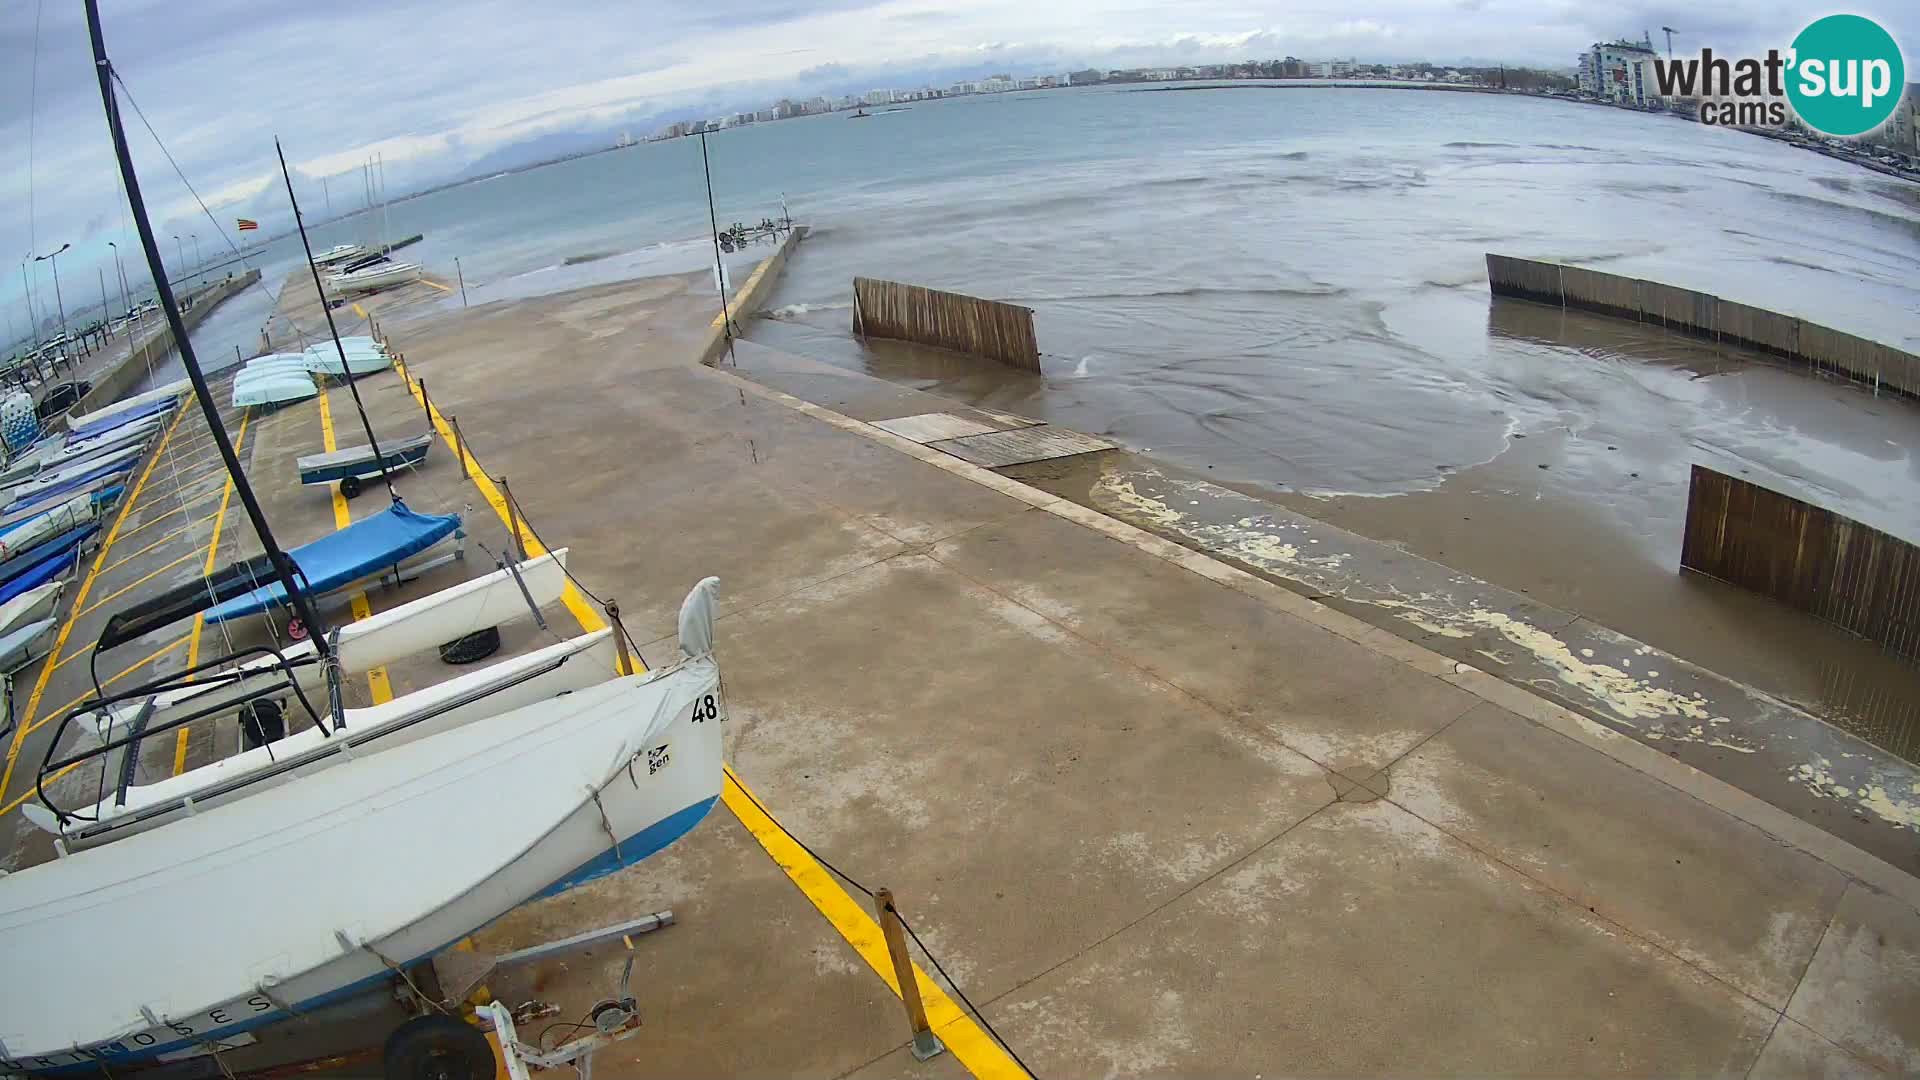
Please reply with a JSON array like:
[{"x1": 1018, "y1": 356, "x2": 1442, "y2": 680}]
[{"x1": 2, "y1": 0, "x2": 1916, "y2": 333}]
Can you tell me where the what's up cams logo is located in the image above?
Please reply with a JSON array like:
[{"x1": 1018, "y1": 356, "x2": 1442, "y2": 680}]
[{"x1": 1652, "y1": 14, "x2": 1906, "y2": 135}]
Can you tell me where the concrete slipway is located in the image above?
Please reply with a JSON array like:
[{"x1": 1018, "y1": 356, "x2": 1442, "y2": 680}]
[{"x1": 3, "y1": 236, "x2": 1915, "y2": 1078}]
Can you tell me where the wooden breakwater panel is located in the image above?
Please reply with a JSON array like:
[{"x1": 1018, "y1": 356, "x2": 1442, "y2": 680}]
[
  {"x1": 852, "y1": 278, "x2": 1040, "y2": 373},
  {"x1": 1681, "y1": 464, "x2": 1920, "y2": 663},
  {"x1": 1485, "y1": 254, "x2": 1920, "y2": 400}
]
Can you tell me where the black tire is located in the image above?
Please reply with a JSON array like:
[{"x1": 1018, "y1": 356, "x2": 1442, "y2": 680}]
[
  {"x1": 340, "y1": 475, "x2": 364, "y2": 499},
  {"x1": 438, "y1": 626, "x2": 502, "y2": 664},
  {"x1": 238, "y1": 700, "x2": 286, "y2": 749},
  {"x1": 382, "y1": 1015, "x2": 494, "y2": 1080}
]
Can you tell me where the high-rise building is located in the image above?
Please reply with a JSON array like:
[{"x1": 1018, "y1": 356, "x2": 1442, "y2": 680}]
[{"x1": 1581, "y1": 35, "x2": 1658, "y2": 105}]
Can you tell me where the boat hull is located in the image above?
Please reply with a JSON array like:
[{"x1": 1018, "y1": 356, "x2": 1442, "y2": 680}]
[{"x1": 1, "y1": 660, "x2": 724, "y2": 1075}]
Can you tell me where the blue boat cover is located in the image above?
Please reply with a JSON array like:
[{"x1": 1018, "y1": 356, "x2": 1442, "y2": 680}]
[
  {"x1": 67, "y1": 398, "x2": 176, "y2": 442},
  {"x1": 0, "y1": 526, "x2": 95, "y2": 604},
  {"x1": 4, "y1": 462, "x2": 133, "y2": 515},
  {"x1": 204, "y1": 500, "x2": 461, "y2": 624}
]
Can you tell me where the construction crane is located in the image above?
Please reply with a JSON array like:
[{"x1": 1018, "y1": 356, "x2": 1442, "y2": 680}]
[{"x1": 1661, "y1": 26, "x2": 1678, "y2": 60}]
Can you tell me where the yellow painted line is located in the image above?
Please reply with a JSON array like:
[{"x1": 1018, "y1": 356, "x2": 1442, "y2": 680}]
[
  {"x1": 74, "y1": 549, "x2": 203, "y2": 618},
  {"x1": 317, "y1": 385, "x2": 392, "y2": 704},
  {"x1": 47, "y1": 639, "x2": 95, "y2": 674},
  {"x1": 390, "y1": 329, "x2": 1016, "y2": 1077},
  {"x1": 99, "y1": 516, "x2": 209, "y2": 575},
  {"x1": 176, "y1": 410, "x2": 252, "y2": 775},
  {"x1": 393, "y1": 364, "x2": 614, "y2": 642},
  {"x1": 119, "y1": 486, "x2": 223, "y2": 539},
  {"x1": 0, "y1": 636, "x2": 194, "y2": 816},
  {"x1": 723, "y1": 767, "x2": 1028, "y2": 1078},
  {"x1": 419, "y1": 278, "x2": 452, "y2": 293},
  {"x1": 0, "y1": 405, "x2": 190, "y2": 803},
  {"x1": 352, "y1": 302, "x2": 367, "y2": 319}
]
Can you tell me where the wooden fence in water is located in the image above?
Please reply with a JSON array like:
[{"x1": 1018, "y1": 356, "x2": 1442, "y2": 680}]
[
  {"x1": 1681, "y1": 464, "x2": 1920, "y2": 663},
  {"x1": 1486, "y1": 254, "x2": 1920, "y2": 400},
  {"x1": 852, "y1": 277, "x2": 1040, "y2": 373}
]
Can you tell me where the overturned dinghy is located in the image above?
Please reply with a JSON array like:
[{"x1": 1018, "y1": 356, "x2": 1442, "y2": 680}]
[{"x1": 0, "y1": 579, "x2": 726, "y2": 1075}]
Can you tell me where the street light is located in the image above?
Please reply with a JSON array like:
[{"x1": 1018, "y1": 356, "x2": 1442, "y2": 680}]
[
  {"x1": 33, "y1": 242, "x2": 71, "y2": 346},
  {"x1": 172, "y1": 234, "x2": 185, "y2": 280},
  {"x1": 190, "y1": 233, "x2": 201, "y2": 276}
]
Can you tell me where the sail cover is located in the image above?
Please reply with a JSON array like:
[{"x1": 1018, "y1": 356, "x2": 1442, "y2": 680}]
[{"x1": 204, "y1": 501, "x2": 460, "y2": 625}]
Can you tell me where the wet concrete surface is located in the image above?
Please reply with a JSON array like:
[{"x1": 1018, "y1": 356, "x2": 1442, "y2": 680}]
[
  {"x1": 5, "y1": 253, "x2": 1917, "y2": 1077},
  {"x1": 745, "y1": 290, "x2": 1920, "y2": 780}
]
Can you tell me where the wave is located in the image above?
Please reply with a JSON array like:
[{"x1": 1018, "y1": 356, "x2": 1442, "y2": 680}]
[
  {"x1": 1443, "y1": 141, "x2": 1516, "y2": 149},
  {"x1": 562, "y1": 251, "x2": 617, "y2": 266},
  {"x1": 1012, "y1": 284, "x2": 1351, "y2": 304},
  {"x1": 762, "y1": 301, "x2": 852, "y2": 319},
  {"x1": 1275, "y1": 151, "x2": 1310, "y2": 160}
]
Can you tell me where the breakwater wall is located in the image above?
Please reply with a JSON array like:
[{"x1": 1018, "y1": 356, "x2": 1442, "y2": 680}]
[
  {"x1": 66, "y1": 269, "x2": 261, "y2": 421},
  {"x1": 851, "y1": 278, "x2": 1040, "y2": 373},
  {"x1": 1485, "y1": 254, "x2": 1920, "y2": 399},
  {"x1": 1681, "y1": 464, "x2": 1920, "y2": 663},
  {"x1": 697, "y1": 226, "x2": 807, "y2": 365}
]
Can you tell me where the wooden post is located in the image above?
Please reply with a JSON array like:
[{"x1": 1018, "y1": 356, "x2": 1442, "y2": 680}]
[
  {"x1": 606, "y1": 600, "x2": 634, "y2": 676},
  {"x1": 873, "y1": 889, "x2": 945, "y2": 1061},
  {"x1": 419, "y1": 377, "x2": 431, "y2": 421},
  {"x1": 497, "y1": 475, "x2": 528, "y2": 562},
  {"x1": 448, "y1": 413, "x2": 470, "y2": 479},
  {"x1": 456, "y1": 257, "x2": 469, "y2": 309}
]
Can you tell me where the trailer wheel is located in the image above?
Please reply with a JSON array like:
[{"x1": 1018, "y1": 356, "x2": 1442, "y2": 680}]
[
  {"x1": 382, "y1": 1015, "x2": 494, "y2": 1080},
  {"x1": 340, "y1": 475, "x2": 363, "y2": 499}
]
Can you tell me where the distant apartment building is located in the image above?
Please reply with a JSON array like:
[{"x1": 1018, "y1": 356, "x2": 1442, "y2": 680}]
[
  {"x1": 1329, "y1": 59, "x2": 1356, "y2": 77},
  {"x1": 1579, "y1": 36, "x2": 1658, "y2": 105},
  {"x1": 865, "y1": 89, "x2": 893, "y2": 106}
]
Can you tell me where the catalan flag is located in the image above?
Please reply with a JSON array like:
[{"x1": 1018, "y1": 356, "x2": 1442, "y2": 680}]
[{"x1": 236, "y1": 218, "x2": 259, "y2": 231}]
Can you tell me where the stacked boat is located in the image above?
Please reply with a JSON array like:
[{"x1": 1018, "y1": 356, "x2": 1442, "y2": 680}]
[
  {"x1": 230, "y1": 336, "x2": 395, "y2": 408},
  {"x1": 1, "y1": 21, "x2": 729, "y2": 1070},
  {"x1": 0, "y1": 384, "x2": 186, "y2": 623},
  {"x1": 324, "y1": 259, "x2": 424, "y2": 296}
]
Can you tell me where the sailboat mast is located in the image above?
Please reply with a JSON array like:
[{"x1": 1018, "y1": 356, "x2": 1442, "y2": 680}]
[{"x1": 82, "y1": 0, "x2": 330, "y2": 645}]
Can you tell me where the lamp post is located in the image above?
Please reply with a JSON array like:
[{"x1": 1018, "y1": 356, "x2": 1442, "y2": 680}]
[
  {"x1": 172, "y1": 234, "x2": 185, "y2": 281},
  {"x1": 190, "y1": 232, "x2": 201, "y2": 279},
  {"x1": 33, "y1": 242, "x2": 71, "y2": 347},
  {"x1": 98, "y1": 265, "x2": 111, "y2": 340}
]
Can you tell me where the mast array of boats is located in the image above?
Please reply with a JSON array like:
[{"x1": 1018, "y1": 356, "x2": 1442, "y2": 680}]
[{"x1": 0, "y1": 5, "x2": 726, "y2": 1075}]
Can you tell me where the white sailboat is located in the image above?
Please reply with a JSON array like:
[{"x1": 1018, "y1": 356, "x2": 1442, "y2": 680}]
[
  {"x1": 325, "y1": 261, "x2": 423, "y2": 295},
  {"x1": 310, "y1": 243, "x2": 364, "y2": 268},
  {"x1": 59, "y1": 550, "x2": 570, "y2": 752},
  {"x1": 0, "y1": 580, "x2": 725, "y2": 1074}
]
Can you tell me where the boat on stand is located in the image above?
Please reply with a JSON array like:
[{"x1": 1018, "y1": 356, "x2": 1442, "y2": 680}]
[{"x1": 0, "y1": 6, "x2": 728, "y2": 1076}]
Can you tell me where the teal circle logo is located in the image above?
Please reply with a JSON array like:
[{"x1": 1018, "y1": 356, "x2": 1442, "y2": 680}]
[{"x1": 1785, "y1": 15, "x2": 1905, "y2": 136}]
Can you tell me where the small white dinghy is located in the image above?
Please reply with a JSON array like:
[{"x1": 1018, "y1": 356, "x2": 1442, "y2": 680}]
[
  {"x1": 232, "y1": 371, "x2": 318, "y2": 408},
  {"x1": 325, "y1": 261, "x2": 423, "y2": 295},
  {"x1": 0, "y1": 616, "x2": 57, "y2": 674},
  {"x1": 0, "y1": 578, "x2": 726, "y2": 1074},
  {"x1": 0, "y1": 580, "x2": 65, "y2": 639}
]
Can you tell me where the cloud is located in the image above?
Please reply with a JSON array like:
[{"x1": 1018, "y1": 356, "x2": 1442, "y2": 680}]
[{"x1": 3, "y1": 0, "x2": 1916, "y2": 315}]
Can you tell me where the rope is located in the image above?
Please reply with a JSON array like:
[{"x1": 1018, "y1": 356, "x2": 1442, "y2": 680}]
[{"x1": 722, "y1": 769, "x2": 1036, "y2": 1075}]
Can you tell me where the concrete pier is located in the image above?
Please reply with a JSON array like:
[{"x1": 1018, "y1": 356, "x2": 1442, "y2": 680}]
[{"x1": 2, "y1": 240, "x2": 1915, "y2": 1077}]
